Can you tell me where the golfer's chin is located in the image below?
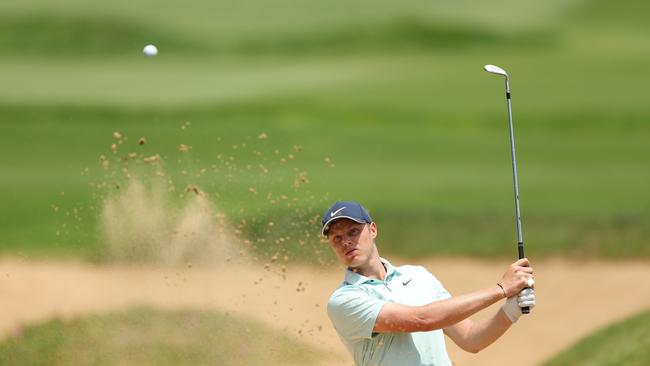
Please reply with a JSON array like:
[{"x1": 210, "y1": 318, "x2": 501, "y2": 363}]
[{"x1": 342, "y1": 250, "x2": 365, "y2": 268}]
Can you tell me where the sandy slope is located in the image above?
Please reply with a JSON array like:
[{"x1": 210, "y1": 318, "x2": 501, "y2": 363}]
[{"x1": 1, "y1": 258, "x2": 649, "y2": 365}]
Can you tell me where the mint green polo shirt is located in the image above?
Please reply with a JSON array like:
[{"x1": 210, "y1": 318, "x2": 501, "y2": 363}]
[{"x1": 327, "y1": 258, "x2": 452, "y2": 366}]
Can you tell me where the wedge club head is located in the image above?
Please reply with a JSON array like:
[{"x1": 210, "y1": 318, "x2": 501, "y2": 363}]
[{"x1": 484, "y1": 64, "x2": 510, "y2": 93}]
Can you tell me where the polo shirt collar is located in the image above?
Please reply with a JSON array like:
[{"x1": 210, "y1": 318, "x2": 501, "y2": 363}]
[{"x1": 343, "y1": 257, "x2": 400, "y2": 285}]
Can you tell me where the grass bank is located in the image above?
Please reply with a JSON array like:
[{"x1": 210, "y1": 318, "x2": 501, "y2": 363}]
[
  {"x1": 542, "y1": 309, "x2": 650, "y2": 366},
  {"x1": 0, "y1": 307, "x2": 324, "y2": 366}
]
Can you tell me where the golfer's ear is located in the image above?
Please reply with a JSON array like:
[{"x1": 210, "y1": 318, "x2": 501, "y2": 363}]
[{"x1": 369, "y1": 222, "x2": 377, "y2": 238}]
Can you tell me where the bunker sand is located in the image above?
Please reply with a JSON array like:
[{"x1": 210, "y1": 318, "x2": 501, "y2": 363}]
[{"x1": 1, "y1": 258, "x2": 648, "y2": 365}]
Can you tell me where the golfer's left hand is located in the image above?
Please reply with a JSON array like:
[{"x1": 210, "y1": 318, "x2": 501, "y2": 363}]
[
  {"x1": 517, "y1": 287, "x2": 536, "y2": 308},
  {"x1": 502, "y1": 287, "x2": 536, "y2": 323}
]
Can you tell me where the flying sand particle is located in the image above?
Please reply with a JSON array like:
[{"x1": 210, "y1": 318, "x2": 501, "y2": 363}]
[
  {"x1": 185, "y1": 185, "x2": 200, "y2": 195},
  {"x1": 99, "y1": 155, "x2": 110, "y2": 170}
]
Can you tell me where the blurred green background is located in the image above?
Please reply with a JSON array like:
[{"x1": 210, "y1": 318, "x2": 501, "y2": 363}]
[{"x1": 1, "y1": 0, "x2": 648, "y2": 261}]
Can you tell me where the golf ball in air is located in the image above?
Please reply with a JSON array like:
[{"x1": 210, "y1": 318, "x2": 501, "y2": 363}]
[{"x1": 143, "y1": 44, "x2": 158, "y2": 57}]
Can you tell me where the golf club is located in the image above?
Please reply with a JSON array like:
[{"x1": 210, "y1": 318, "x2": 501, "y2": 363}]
[{"x1": 483, "y1": 64, "x2": 530, "y2": 314}]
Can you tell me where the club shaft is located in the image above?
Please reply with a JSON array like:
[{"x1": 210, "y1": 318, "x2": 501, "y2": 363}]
[
  {"x1": 506, "y1": 87, "x2": 530, "y2": 314},
  {"x1": 506, "y1": 94, "x2": 524, "y2": 252}
]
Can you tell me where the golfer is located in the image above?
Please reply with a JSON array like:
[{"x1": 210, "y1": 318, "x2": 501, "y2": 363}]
[{"x1": 323, "y1": 201, "x2": 536, "y2": 366}]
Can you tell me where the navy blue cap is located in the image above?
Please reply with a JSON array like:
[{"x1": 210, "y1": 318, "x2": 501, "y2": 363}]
[{"x1": 322, "y1": 201, "x2": 373, "y2": 236}]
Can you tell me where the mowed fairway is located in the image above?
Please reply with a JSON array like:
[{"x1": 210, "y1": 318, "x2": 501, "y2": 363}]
[
  {"x1": 1, "y1": 0, "x2": 648, "y2": 258},
  {"x1": 0, "y1": 0, "x2": 649, "y2": 364}
]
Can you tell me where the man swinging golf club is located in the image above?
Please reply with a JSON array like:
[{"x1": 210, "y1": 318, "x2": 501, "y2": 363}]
[{"x1": 323, "y1": 201, "x2": 536, "y2": 366}]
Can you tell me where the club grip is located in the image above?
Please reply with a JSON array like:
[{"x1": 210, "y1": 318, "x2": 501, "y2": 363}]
[{"x1": 517, "y1": 241, "x2": 530, "y2": 314}]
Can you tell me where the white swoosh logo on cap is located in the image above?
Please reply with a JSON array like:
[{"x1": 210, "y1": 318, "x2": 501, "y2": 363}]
[{"x1": 330, "y1": 207, "x2": 346, "y2": 217}]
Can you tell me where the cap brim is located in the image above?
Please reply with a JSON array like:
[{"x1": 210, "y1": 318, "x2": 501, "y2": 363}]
[{"x1": 321, "y1": 216, "x2": 367, "y2": 236}]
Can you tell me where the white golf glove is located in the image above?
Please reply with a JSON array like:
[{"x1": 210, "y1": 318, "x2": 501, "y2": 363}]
[{"x1": 501, "y1": 287, "x2": 536, "y2": 323}]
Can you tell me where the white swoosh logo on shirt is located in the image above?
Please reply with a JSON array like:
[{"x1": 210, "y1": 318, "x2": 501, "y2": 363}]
[{"x1": 330, "y1": 207, "x2": 346, "y2": 217}]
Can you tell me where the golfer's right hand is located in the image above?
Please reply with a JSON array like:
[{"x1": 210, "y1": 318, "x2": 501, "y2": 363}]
[{"x1": 499, "y1": 258, "x2": 534, "y2": 297}]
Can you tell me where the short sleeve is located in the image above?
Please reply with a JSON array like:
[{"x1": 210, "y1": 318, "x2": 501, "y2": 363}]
[
  {"x1": 327, "y1": 286, "x2": 386, "y2": 341},
  {"x1": 428, "y1": 271, "x2": 452, "y2": 300},
  {"x1": 408, "y1": 265, "x2": 451, "y2": 300},
  {"x1": 435, "y1": 278, "x2": 451, "y2": 299}
]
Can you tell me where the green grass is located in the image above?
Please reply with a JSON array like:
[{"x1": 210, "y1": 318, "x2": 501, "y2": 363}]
[
  {"x1": 1, "y1": 98, "x2": 647, "y2": 262},
  {"x1": 0, "y1": 15, "x2": 202, "y2": 58},
  {"x1": 0, "y1": 0, "x2": 582, "y2": 37},
  {"x1": 0, "y1": 15, "x2": 551, "y2": 58},
  {"x1": 0, "y1": 307, "x2": 324, "y2": 366},
  {"x1": 542, "y1": 309, "x2": 650, "y2": 366},
  {"x1": 0, "y1": 0, "x2": 648, "y2": 261}
]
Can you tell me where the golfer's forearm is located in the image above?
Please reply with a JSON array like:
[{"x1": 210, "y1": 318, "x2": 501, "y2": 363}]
[
  {"x1": 461, "y1": 310, "x2": 512, "y2": 352},
  {"x1": 415, "y1": 285, "x2": 505, "y2": 331}
]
